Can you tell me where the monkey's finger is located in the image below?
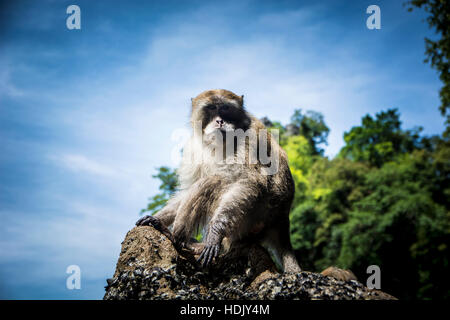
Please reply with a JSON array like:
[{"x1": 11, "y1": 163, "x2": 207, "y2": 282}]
[
  {"x1": 213, "y1": 244, "x2": 220, "y2": 259},
  {"x1": 137, "y1": 215, "x2": 156, "y2": 226},
  {"x1": 201, "y1": 247, "x2": 212, "y2": 267},
  {"x1": 207, "y1": 245, "x2": 219, "y2": 266},
  {"x1": 137, "y1": 216, "x2": 163, "y2": 230},
  {"x1": 136, "y1": 216, "x2": 149, "y2": 226},
  {"x1": 197, "y1": 247, "x2": 208, "y2": 264},
  {"x1": 200, "y1": 247, "x2": 212, "y2": 268},
  {"x1": 205, "y1": 246, "x2": 217, "y2": 267},
  {"x1": 203, "y1": 248, "x2": 212, "y2": 268}
]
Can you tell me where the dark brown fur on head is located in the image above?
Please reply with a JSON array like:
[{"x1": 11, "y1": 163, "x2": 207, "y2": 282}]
[{"x1": 191, "y1": 89, "x2": 250, "y2": 131}]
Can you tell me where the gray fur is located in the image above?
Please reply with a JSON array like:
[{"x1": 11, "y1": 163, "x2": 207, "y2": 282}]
[{"x1": 138, "y1": 89, "x2": 301, "y2": 272}]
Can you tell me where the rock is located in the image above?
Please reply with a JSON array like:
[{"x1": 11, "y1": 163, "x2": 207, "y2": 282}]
[
  {"x1": 103, "y1": 226, "x2": 397, "y2": 300},
  {"x1": 321, "y1": 266, "x2": 358, "y2": 282}
]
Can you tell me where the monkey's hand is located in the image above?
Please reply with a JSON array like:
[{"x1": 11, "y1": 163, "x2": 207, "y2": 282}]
[
  {"x1": 135, "y1": 215, "x2": 174, "y2": 242},
  {"x1": 136, "y1": 214, "x2": 162, "y2": 228},
  {"x1": 197, "y1": 233, "x2": 222, "y2": 268}
]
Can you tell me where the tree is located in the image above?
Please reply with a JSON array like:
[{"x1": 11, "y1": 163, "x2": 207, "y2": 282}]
[
  {"x1": 141, "y1": 166, "x2": 178, "y2": 215},
  {"x1": 408, "y1": 0, "x2": 450, "y2": 133},
  {"x1": 289, "y1": 109, "x2": 330, "y2": 155},
  {"x1": 339, "y1": 109, "x2": 421, "y2": 167},
  {"x1": 283, "y1": 135, "x2": 314, "y2": 206},
  {"x1": 288, "y1": 106, "x2": 449, "y2": 299},
  {"x1": 265, "y1": 110, "x2": 329, "y2": 205},
  {"x1": 289, "y1": 157, "x2": 370, "y2": 271},
  {"x1": 338, "y1": 147, "x2": 450, "y2": 299}
]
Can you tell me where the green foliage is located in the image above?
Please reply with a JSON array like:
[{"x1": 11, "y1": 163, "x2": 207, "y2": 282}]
[
  {"x1": 290, "y1": 109, "x2": 330, "y2": 155},
  {"x1": 141, "y1": 166, "x2": 178, "y2": 215},
  {"x1": 290, "y1": 157, "x2": 370, "y2": 271},
  {"x1": 287, "y1": 109, "x2": 449, "y2": 299},
  {"x1": 339, "y1": 109, "x2": 421, "y2": 167},
  {"x1": 337, "y1": 149, "x2": 450, "y2": 299},
  {"x1": 408, "y1": 0, "x2": 450, "y2": 133},
  {"x1": 283, "y1": 135, "x2": 314, "y2": 205}
]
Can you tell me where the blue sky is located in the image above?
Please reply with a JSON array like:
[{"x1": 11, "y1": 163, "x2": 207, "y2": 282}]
[{"x1": 0, "y1": 0, "x2": 445, "y2": 299}]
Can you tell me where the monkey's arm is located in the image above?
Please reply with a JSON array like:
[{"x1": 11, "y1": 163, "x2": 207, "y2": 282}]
[
  {"x1": 152, "y1": 194, "x2": 182, "y2": 227},
  {"x1": 198, "y1": 182, "x2": 258, "y2": 267},
  {"x1": 135, "y1": 192, "x2": 185, "y2": 240}
]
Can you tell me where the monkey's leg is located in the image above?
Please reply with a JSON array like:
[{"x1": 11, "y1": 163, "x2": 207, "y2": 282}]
[
  {"x1": 171, "y1": 178, "x2": 222, "y2": 250},
  {"x1": 198, "y1": 182, "x2": 257, "y2": 268},
  {"x1": 153, "y1": 193, "x2": 184, "y2": 227},
  {"x1": 262, "y1": 220, "x2": 301, "y2": 273}
]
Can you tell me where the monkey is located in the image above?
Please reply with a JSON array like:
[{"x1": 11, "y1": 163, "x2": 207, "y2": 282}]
[{"x1": 136, "y1": 89, "x2": 301, "y2": 273}]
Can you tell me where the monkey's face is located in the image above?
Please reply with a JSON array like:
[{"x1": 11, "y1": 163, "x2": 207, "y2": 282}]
[
  {"x1": 191, "y1": 89, "x2": 251, "y2": 136},
  {"x1": 202, "y1": 103, "x2": 245, "y2": 135}
]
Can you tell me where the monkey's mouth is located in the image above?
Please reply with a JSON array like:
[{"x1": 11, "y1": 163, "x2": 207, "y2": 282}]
[
  {"x1": 205, "y1": 124, "x2": 235, "y2": 136},
  {"x1": 216, "y1": 125, "x2": 235, "y2": 132},
  {"x1": 211, "y1": 126, "x2": 230, "y2": 133}
]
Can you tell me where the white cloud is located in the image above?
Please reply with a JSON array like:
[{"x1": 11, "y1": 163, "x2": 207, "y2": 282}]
[
  {"x1": 0, "y1": 64, "x2": 25, "y2": 98},
  {"x1": 56, "y1": 154, "x2": 119, "y2": 178}
]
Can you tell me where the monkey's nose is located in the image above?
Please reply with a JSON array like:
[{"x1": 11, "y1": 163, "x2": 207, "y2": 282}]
[{"x1": 216, "y1": 119, "x2": 224, "y2": 127}]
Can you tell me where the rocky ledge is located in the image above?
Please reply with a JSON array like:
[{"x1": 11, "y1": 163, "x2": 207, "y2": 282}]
[{"x1": 103, "y1": 226, "x2": 396, "y2": 300}]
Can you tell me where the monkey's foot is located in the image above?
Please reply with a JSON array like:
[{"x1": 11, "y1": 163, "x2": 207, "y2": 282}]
[
  {"x1": 173, "y1": 237, "x2": 189, "y2": 251},
  {"x1": 135, "y1": 215, "x2": 174, "y2": 242},
  {"x1": 172, "y1": 226, "x2": 191, "y2": 251},
  {"x1": 197, "y1": 243, "x2": 220, "y2": 268}
]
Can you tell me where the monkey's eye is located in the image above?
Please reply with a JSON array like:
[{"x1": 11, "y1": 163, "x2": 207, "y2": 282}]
[
  {"x1": 205, "y1": 104, "x2": 216, "y2": 111},
  {"x1": 221, "y1": 105, "x2": 230, "y2": 111}
]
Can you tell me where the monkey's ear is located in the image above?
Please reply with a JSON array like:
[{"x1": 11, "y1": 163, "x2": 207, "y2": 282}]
[{"x1": 240, "y1": 95, "x2": 244, "y2": 106}]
